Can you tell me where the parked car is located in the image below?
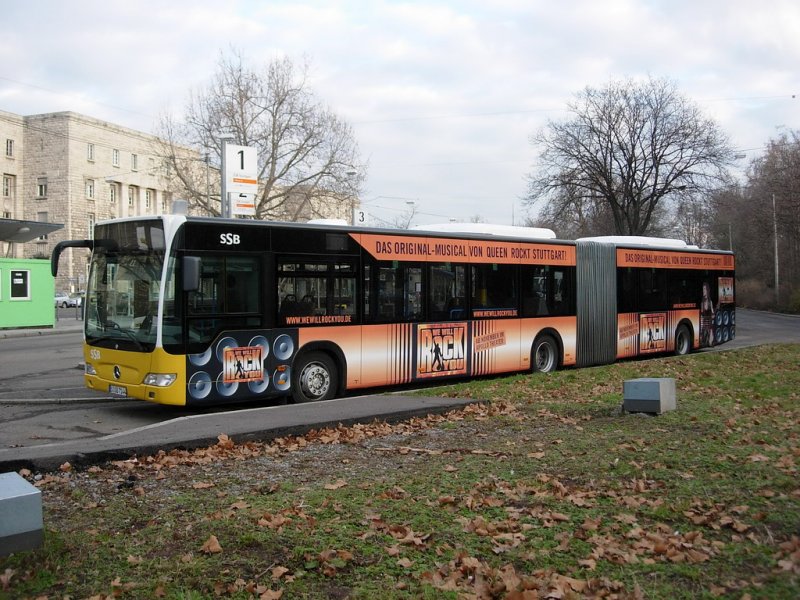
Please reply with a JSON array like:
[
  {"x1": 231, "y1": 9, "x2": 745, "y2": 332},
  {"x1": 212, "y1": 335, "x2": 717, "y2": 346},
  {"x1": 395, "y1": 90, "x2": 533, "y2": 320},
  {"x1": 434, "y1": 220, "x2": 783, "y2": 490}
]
[
  {"x1": 70, "y1": 292, "x2": 84, "y2": 307},
  {"x1": 55, "y1": 292, "x2": 80, "y2": 308},
  {"x1": 55, "y1": 292, "x2": 71, "y2": 307}
]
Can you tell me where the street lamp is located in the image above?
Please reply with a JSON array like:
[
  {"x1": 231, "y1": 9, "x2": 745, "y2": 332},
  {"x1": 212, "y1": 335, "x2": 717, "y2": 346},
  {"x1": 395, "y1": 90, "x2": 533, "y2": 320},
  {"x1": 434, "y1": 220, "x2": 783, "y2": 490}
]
[
  {"x1": 772, "y1": 193, "x2": 779, "y2": 306},
  {"x1": 346, "y1": 170, "x2": 359, "y2": 225}
]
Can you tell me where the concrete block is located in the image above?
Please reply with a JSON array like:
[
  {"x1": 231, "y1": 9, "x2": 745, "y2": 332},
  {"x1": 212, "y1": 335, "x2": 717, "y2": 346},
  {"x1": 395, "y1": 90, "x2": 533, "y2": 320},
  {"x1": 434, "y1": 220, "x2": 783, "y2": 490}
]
[
  {"x1": 623, "y1": 377, "x2": 676, "y2": 414},
  {"x1": 0, "y1": 472, "x2": 43, "y2": 555}
]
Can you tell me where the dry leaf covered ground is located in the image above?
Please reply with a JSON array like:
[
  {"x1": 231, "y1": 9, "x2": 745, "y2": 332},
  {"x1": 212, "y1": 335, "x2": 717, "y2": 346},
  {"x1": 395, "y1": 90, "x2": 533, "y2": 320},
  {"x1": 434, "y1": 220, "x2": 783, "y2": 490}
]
[{"x1": 2, "y1": 344, "x2": 799, "y2": 599}]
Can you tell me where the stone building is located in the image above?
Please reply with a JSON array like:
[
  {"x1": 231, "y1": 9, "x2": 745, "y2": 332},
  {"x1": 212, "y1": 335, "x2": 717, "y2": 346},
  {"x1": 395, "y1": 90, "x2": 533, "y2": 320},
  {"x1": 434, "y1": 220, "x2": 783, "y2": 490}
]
[
  {"x1": 2, "y1": 109, "x2": 357, "y2": 293},
  {"x1": 1, "y1": 110, "x2": 175, "y2": 292}
]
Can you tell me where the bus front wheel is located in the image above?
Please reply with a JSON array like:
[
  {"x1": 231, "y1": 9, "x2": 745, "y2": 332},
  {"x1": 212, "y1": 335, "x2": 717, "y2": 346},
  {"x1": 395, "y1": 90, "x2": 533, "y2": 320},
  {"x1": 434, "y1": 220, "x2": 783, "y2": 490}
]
[
  {"x1": 674, "y1": 324, "x2": 692, "y2": 356},
  {"x1": 292, "y1": 351, "x2": 337, "y2": 403},
  {"x1": 532, "y1": 335, "x2": 559, "y2": 373}
]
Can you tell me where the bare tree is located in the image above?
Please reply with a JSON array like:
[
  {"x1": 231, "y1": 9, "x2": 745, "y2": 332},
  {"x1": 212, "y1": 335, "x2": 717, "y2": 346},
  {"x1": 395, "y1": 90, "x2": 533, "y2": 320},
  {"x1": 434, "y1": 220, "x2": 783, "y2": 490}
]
[
  {"x1": 525, "y1": 182, "x2": 616, "y2": 239},
  {"x1": 391, "y1": 203, "x2": 418, "y2": 229},
  {"x1": 157, "y1": 50, "x2": 366, "y2": 220},
  {"x1": 525, "y1": 77, "x2": 734, "y2": 236},
  {"x1": 738, "y1": 130, "x2": 800, "y2": 308}
]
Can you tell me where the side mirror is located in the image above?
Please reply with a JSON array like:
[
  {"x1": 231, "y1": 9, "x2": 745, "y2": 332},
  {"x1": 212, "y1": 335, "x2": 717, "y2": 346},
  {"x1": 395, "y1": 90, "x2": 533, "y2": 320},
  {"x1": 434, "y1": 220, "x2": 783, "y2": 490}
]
[{"x1": 182, "y1": 256, "x2": 201, "y2": 292}]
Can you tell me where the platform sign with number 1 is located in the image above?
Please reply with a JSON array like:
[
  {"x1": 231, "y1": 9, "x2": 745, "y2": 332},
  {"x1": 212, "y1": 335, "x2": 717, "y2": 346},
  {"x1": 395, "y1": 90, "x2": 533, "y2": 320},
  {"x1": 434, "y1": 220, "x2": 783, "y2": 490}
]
[{"x1": 224, "y1": 145, "x2": 258, "y2": 194}]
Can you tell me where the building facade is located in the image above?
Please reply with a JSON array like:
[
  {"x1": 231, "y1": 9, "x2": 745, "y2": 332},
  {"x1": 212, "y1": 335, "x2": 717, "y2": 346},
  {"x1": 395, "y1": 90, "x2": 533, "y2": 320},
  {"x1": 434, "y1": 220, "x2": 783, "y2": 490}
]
[
  {"x1": 1, "y1": 110, "x2": 175, "y2": 292},
  {"x1": 2, "y1": 109, "x2": 356, "y2": 293}
]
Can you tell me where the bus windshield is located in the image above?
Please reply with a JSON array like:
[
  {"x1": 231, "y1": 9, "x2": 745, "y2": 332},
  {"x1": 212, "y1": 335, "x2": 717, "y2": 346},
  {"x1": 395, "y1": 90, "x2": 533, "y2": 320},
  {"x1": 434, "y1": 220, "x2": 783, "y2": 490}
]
[{"x1": 85, "y1": 221, "x2": 166, "y2": 352}]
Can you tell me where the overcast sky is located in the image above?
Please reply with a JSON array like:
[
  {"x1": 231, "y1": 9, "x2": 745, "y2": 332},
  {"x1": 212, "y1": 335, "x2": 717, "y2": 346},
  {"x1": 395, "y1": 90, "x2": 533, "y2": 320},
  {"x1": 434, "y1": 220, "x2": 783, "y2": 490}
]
[{"x1": 1, "y1": 0, "x2": 798, "y2": 226}]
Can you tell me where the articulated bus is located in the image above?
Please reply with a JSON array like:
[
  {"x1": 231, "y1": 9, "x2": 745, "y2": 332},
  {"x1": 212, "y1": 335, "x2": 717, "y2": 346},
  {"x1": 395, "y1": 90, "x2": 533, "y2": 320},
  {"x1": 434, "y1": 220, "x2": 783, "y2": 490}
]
[{"x1": 51, "y1": 215, "x2": 735, "y2": 406}]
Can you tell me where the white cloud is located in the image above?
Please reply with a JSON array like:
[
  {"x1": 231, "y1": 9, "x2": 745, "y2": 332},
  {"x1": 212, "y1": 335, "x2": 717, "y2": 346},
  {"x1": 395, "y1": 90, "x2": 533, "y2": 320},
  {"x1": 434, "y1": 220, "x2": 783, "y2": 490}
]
[{"x1": 1, "y1": 0, "x2": 797, "y2": 224}]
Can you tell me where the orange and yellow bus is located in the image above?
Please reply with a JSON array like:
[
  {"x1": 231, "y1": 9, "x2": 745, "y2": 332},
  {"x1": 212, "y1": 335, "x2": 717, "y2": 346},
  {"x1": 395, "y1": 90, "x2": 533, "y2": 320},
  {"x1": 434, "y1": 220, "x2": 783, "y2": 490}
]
[{"x1": 51, "y1": 216, "x2": 735, "y2": 406}]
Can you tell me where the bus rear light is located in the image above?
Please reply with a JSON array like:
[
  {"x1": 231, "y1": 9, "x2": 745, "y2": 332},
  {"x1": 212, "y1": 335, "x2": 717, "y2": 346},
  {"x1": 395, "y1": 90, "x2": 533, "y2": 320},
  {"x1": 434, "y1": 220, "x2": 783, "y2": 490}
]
[
  {"x1": 85, "y1": 363, "x2": 97, "y2": 376},
  {"x1": 143, "y1": 373, "x2": 177, "y2": 387}
]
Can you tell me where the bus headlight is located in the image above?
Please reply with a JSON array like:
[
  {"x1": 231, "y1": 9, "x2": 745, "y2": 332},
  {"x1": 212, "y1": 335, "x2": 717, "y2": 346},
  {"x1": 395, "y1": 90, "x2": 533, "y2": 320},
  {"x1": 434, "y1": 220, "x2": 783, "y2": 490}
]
[
  {"x1": 85, "y1": 363, "x2": 97, "y2": 376},
  {"x1": 143, "y1": 373, "x2": 177, "y2": 387}
]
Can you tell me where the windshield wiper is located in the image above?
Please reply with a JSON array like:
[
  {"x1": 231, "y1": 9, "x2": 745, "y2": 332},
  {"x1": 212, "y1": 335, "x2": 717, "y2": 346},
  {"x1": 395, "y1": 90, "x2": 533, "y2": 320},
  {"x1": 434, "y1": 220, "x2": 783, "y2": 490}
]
[{"x1": 104, "y1": 322, "x2": 145, "y2": 351}]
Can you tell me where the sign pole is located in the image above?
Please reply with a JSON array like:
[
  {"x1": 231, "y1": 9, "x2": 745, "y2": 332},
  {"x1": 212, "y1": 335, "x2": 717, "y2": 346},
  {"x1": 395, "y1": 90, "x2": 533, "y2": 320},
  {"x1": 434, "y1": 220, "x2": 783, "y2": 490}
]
[{"x1": 220, "y1": 138, "x2": 229, "y2": 218}]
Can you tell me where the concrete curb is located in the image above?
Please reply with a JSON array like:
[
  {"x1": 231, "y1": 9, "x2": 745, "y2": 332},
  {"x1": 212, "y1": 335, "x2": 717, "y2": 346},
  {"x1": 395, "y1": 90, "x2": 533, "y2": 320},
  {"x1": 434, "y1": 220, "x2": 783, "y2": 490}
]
[
  {"x1": 0, "y1": 324, "x2": 84, "y2": 339},
  {"x1": 0, "y1": 395, "x2": 484, "y2": 473}
]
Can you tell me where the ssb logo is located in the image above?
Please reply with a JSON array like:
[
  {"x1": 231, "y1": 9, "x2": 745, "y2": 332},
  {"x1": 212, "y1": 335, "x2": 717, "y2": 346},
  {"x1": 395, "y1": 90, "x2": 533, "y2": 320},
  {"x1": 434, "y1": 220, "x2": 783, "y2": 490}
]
[{"x1": 220, "y1": 233, "x2": 241, "y2": 245}]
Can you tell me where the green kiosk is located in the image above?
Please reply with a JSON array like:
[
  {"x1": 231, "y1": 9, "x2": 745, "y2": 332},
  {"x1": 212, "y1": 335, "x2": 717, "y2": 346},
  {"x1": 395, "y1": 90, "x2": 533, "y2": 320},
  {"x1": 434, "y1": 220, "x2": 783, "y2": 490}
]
[{"x1": 0, "y1": 218, "x2": 64, "y2": 330}]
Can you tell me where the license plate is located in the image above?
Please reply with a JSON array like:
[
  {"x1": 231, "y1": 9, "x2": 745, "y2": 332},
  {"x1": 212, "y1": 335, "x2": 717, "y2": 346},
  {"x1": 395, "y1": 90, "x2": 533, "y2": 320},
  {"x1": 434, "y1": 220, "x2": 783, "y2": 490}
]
[{"x1": 109, "y1": 384, "x2": 128, "y2": 397}]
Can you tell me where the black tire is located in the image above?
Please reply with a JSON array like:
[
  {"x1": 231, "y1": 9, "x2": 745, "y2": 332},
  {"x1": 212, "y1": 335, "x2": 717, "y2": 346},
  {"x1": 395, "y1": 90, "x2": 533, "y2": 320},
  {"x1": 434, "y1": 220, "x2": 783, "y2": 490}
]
[
  {"x1": 292, "y1": 351, "x2": 338, "y2": 403},
  {"x1": 674, "y1": 324, "x2": 692, "y2": 356},
  {"x1": 532, "y1": 335, "x2": 559, "y2": 373}
]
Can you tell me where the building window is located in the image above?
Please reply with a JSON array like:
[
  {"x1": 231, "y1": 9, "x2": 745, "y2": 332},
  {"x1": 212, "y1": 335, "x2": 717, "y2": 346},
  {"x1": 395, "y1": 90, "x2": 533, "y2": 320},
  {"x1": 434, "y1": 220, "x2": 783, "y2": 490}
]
[
  {"x1": 2, "y1": 176, "x2": 11, "y2": 197},
  {"x1": 87, "y1": 143, "x2": 95, "y2": 161},
  {"x1": 109, "y1": 183, "x2": 117, "y2": 204},
  {"x1": 88, "y1": 213, "x2": 95, "y2": 239},
  {"x1": 145, "y1": 189, "x2": 152, "y2": 210},
  {"x1": 112, "y1": 148, "x2": 120, "y2": 167},
  {"x1": 131, "y1": 153, "x2": 138, "y2": 171},
  {"x1": 10, "y1": 270, "x2": 30, "y2": 300},
  {"x1": 86, "y1": 179, "x2": 95, "y2": 199},
  {"x1": 128, "y1": 186, "x2": 137, "y2": 208},
  {"x1": 36, "y1": 211, "x2": 48, "y2": 241},
  {"x1": 36, "y1": 178, "x2": 47, "y2": 198},
  {"x1": 5, "y1": 139, "x2": 13, "y2": 157},
  {"x1": 2, "y1": 210, "x2": 11, "y2": 219}
]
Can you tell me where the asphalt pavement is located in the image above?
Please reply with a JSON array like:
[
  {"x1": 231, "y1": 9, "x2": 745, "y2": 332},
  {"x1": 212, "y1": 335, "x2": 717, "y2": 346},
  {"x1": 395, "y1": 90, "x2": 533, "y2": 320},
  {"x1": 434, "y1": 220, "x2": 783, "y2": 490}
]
[
  {"x1": 0, "y1": 316, "x2": 479, "y2": 473},
  {"x1": 0, "y1": 312, "x2": 85, "y2": 339}
]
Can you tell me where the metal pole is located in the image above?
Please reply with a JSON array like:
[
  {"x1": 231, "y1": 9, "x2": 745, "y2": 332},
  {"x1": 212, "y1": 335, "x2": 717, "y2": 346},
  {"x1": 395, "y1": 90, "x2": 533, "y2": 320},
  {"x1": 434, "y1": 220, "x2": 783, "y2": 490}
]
[
  {"x1": 220, "y1": 140, "x2": 229, "y2": 218},
  {"x1": 205, "y1": 153, "x2": 210, "y2": 207},
  {"x1": 773, "y1": 193, "x2": 779, "y2": 306}
]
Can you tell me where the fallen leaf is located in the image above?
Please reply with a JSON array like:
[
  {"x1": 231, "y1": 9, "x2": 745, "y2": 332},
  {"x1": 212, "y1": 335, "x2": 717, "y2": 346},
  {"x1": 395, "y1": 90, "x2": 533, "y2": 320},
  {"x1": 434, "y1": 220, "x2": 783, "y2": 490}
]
[
  {"x1": 324, "y1": 479, "x2": 348, "y2": 490},
  {"x1": 0, "y1": 569, "x2": 14, "y2": 591},
  {"x1": 201, "y1": 535, "x2": 223, "y2": 554}
]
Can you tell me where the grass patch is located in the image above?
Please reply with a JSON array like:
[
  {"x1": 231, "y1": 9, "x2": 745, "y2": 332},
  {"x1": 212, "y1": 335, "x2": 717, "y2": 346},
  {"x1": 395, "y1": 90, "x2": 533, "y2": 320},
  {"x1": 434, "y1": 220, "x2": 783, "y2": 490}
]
[{"x1": 2, "y1": 344, "x2": 798, "y2": 599}]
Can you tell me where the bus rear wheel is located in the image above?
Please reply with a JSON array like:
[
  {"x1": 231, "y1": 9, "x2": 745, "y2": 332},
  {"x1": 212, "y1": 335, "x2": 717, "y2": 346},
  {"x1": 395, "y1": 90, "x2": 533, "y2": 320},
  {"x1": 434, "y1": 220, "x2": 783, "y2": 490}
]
[
  {"x1": 532, "y1": 335, "x2": 559, "y2": 373},
  {"x1": 292, "y1": 351, "x2": 337, "y2": 403},
  {"x1": 674, "y1": 324, "x2": 692, "y2": 356}
]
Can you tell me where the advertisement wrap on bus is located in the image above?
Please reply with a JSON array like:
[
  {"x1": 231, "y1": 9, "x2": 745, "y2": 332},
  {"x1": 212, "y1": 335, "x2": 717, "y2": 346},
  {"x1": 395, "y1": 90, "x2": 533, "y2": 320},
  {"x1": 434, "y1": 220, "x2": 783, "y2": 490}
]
[{"x1": 51, "y1": 215, "x2": 734, "y2": 406}]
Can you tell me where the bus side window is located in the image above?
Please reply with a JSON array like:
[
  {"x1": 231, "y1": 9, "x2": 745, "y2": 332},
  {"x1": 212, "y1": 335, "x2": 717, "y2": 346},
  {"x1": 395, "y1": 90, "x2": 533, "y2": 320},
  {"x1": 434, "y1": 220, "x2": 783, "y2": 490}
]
[
  {"x1": 618, "y1": 268, "x2": 637, "y2": 313},
  {"x1": 428, "y1": 263, "x2": 465, "y2": 321},
  {"x1": 521, "y1": 266, "x2": 548, "y2": 317},
  {"x1": 639, "y1": 268, "x2": 666, "y2": 312},
  {"x1": 277, "y1": 259, "x2": 357, "y2": 324},
  {"x1": 404, "y1": 266, "x2": 423, "y2": 321}
]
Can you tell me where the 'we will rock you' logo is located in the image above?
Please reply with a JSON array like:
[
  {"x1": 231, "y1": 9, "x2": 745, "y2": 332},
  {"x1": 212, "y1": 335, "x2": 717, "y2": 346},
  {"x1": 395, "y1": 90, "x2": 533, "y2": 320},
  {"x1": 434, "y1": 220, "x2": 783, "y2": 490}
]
[{"x1": 416, "y1": 323, "x2": 468, "y2": 378}]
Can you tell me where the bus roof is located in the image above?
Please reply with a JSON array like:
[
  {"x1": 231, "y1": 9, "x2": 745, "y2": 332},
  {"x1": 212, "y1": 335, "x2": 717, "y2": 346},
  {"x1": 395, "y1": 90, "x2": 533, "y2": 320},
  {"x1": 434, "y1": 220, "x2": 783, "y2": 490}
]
[
  {"x1": 411, "y1": 222, "x2": 557, "y2": 240},
  {"x1": 577, "y1": 235, "x2": 689, "y2": 249}
]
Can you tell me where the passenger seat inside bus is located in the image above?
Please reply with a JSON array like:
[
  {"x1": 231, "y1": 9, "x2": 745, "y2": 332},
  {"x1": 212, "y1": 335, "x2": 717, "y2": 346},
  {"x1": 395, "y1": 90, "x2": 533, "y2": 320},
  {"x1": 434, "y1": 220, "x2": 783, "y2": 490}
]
[{"x1": 279, "y1": 294, "x2": 315, "y2": 318}]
